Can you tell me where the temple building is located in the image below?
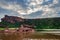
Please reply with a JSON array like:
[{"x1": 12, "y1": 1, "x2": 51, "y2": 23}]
[{"x1": 17, "y1": 24, "x2": 35, "y2": 33}]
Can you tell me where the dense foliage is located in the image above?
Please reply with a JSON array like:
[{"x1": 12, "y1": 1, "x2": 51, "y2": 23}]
[
  {"x1": 24, "y1": 18, "x2": 60, "y2": 29},
  {"x1": 0, "y1": 17, "x2": 60, "y2": 29}
]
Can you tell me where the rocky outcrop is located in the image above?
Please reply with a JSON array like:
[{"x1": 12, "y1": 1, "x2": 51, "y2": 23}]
[{"x1": 1, "y1": 15, "x2": 24, "y2": 23}]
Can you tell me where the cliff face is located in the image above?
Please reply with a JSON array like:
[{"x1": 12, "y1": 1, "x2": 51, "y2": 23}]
[{"x1": 1, "y1": 15, "x2": 24, "y2": 23}]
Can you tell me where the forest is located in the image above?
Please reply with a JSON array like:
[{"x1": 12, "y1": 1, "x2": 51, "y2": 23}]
[{"x1": 0, "y1": 17, "x2": 60, "y2": 29}]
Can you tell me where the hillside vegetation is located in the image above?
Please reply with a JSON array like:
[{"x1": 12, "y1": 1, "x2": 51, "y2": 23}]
[{"x1": 0, "y1": 15, "x2": 60, "y2": 29}]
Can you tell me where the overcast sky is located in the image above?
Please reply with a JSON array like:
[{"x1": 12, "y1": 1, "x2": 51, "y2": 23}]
[{"x1": 0, "y1": 0, "x2": 60, "y2": 21}]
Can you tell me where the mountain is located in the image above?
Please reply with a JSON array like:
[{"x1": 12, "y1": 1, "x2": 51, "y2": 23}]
[
  {"x1": 1, "y1": 15, "x2": 24, "y2": 24},
  {"x1": 0, "y1": 15, "x2": 60, "y2": 29}
]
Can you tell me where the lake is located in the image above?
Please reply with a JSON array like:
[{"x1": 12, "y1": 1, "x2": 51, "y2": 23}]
[{"x1": 0, "y1": 31, "x2": 60, "y2": 40}]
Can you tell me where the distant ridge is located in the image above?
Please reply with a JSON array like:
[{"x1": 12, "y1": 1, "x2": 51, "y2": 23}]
[{"x1": 1, "y1": 15, "x2": 24, "y2": 23}]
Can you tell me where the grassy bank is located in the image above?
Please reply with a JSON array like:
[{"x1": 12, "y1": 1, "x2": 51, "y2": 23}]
[{"x1": 0, "y1": 28, "x2": 16, "y2": 30}]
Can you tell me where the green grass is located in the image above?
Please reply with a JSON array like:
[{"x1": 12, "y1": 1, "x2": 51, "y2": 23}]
[
  {"x1": 0, "y1": 28, "x2": 5, "y2": 30},
  {"x1": 0, "y1": 28, "x2": 16, "y2": 30}
]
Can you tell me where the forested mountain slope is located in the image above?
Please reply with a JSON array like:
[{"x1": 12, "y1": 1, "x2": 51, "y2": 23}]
[{"x1": 0, "y1": 15, "x2": 60, "y2": 29}]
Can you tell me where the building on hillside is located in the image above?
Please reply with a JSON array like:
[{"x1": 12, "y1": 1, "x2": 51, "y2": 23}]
[{"x1": 17, "y1": 24, "x2": 35, "y2": 33}]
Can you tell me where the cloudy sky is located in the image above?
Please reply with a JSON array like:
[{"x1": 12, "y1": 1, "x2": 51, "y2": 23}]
[{"x1": 0, "y1": 0, "x2": 60, "y2": 21}]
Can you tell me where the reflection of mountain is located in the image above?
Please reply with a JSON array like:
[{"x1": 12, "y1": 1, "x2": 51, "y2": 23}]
[{"x1": 0, "y1": 15, "x2": 60, "y2": 29}]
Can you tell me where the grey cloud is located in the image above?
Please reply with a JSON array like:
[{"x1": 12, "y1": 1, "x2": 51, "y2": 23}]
[{"x1": 0, "y1": 0, "x2": 60, "y2": 19}]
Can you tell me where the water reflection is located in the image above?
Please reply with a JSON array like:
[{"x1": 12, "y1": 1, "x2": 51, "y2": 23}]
[
  {"x1": 0, "y1": 32, "x2": 60, "y2": 40},
  {"x1": 0, "y1": 31, "x2": 33, "y2": 40}
]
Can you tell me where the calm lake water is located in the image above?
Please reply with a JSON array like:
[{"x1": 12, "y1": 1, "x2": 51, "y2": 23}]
[{"x1": 0, "y1": 31, "x2": 60, "y2": 40}]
